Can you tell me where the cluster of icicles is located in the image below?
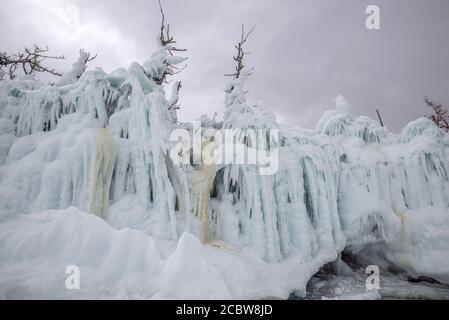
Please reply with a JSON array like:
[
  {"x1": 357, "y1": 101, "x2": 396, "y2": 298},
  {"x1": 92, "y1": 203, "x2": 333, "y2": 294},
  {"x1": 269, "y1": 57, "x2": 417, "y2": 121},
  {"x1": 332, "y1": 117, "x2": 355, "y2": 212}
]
[{"x1": 0, "y1": 52, "x2": 448, "y2": 280}]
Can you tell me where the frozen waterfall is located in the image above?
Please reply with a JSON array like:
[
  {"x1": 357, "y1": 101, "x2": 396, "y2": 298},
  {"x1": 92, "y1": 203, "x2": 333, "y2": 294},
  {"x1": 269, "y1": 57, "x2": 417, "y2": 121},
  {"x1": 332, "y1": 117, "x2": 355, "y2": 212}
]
[{"x1": 0, "y1": 50, "x2": 448, "y2": 299}]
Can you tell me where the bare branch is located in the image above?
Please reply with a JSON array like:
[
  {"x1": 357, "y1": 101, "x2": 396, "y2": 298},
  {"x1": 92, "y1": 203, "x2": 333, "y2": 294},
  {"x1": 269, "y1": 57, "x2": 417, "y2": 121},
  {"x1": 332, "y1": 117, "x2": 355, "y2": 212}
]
[
  {"x1": 425, "y1": 97, "x2": 449, "y2": 132},
  {"x1": 0, "y1": 45, "x2": 64, "y2": 79},
  {"x1": 158, "y1": 0, "x2": 186, "y2": 52},
  {"x1": 225, "y1": 24, "x2": 255, "y2": 80},
  {"x1": 87, "y1": 54, "x2": 97, "y2": 62}
]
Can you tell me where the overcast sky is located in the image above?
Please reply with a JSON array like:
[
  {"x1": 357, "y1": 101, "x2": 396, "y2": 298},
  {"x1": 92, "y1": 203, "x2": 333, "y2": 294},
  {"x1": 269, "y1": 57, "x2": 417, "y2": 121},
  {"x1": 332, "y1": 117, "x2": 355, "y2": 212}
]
[{"x1": 1, "y1": 0, "x2": 448, "y2": 132}]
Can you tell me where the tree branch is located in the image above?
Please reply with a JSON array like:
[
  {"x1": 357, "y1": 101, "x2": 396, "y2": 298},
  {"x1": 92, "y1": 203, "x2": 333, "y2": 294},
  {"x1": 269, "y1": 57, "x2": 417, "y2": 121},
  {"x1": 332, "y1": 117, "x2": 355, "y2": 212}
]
[
  {"x1": 0, "y1": 45, "x2": 64, "y2": 79},
  {"x1": 425, "y1": 97, "x2": 449, "y2": 132},
  {"x1": 151, "y1": 0, "x2": 187, "y2": 85},
  {"x1": 225, "y1": 24, "x2": 255, "y2": 80}
]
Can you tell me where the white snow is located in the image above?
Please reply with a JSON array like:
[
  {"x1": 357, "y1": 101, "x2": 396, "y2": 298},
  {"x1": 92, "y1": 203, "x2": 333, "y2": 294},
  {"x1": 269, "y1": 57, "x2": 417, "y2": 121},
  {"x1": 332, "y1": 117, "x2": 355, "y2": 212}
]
[
  {"x1": 0, "y1": 208, "x2": 164, "y2": 299},
  {"x1": 0, "y1": 208, "x2": 328, "y2": 300},
  {"x1": 386, "y1": 206, "x2": 449, "y2": 284}
]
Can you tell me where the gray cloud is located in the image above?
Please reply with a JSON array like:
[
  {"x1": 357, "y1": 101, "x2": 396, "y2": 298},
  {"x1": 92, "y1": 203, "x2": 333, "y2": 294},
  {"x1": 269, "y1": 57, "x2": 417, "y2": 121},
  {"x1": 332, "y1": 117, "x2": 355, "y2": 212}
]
[{"x1": 1, "y1": 0, "x2": 448, "y2": 132}]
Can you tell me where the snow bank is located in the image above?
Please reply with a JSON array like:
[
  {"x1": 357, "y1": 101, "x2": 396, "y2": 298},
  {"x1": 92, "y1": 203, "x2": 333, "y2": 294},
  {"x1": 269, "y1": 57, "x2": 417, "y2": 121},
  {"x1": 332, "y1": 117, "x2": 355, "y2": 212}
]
[
  {"x1": 0, "y1": 208, "x2": 164, "y2": 299},
  {"x1": 0, "y1": 208, "x2": 328, "y2": 299}
]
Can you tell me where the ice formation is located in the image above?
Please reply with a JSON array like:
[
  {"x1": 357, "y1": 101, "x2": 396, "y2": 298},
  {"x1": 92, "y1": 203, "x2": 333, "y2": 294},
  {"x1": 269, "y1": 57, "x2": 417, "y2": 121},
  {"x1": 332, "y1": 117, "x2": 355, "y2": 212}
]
[
  {"x1": 0, "y1": 43, "x2": 448, "y2": 299},
  {"x1": 56, "y1": 50, "x2": 93, "y2": 87},
  {"x1": 188, "y1": 141, "x2": 217, "y2": 243}
]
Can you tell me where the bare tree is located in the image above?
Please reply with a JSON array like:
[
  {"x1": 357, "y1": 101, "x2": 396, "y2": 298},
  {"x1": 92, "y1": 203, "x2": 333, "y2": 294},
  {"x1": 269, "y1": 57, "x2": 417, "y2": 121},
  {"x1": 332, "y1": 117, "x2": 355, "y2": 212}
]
[
  {"x1": 425, "y1": 97, "x2": 449, "y2": 132},
  {"x1": 158, "y1": 0, "x2": 185, "y2": 53},
  {"x1": 225, "y1": 24, "x2": 255, "y2": 80},
  {"x1": 0, "y1": 45, "x2": 65, "y2": 80},
  {"x1": 146, "y1": 0, "x2": 187, "y2": 85}
]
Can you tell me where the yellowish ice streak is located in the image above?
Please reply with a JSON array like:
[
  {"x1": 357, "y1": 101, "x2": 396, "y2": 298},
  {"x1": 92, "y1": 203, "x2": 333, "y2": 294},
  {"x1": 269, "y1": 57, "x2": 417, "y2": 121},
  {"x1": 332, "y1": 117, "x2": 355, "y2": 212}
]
[
  {"x1": 396, "y1": 211, "x2": 412, "y2": 269},
  {"x1": 189, "y1": 141, "x2": 217, "y2": 243},
  {"x1": 87, "y1": 128, "x2": 116, "y2": 218},
  {"x1": 190, "y1": 163, "x2": 216, "y2": 243},
  {"x1": 377, "y1": 145, "x2": 412, "y2": 269}
]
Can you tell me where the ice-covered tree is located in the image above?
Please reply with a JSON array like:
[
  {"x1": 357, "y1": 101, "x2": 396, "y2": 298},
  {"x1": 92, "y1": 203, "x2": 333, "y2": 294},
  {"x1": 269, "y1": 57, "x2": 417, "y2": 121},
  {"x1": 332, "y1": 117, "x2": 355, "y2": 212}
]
[
  {"x1": 141, "y1": 0, "x2": 187, "y2": 124},
  {"x1": 0, "y1": 1, "x2": 191, "y2": 240},
  {"x1": 55, "y1": 49, "x2": 97, "y2": 87},
  {"x1": 143, "y1": 0, "x2": 187, "y2": 85}
]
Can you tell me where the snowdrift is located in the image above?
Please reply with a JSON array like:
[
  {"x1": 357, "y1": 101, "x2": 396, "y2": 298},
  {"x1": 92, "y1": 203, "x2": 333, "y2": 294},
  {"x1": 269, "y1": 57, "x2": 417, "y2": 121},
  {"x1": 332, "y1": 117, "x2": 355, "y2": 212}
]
[{"x1": 0, "y1": 208, "x2": 320, "y2": 299}]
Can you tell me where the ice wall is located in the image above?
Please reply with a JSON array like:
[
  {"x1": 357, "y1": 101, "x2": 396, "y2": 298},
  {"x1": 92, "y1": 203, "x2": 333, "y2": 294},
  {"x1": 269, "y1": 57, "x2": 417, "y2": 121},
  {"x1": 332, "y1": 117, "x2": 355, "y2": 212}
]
[
  {"x1": 0, "y1": 49, "x2": 188, "y2": 240},
  {"x1": 209, "y1": 76, "x2": 345, "y2": 266},
  {"x1": 317, "y1": 99, "x2": 449, "y2": 282},
  {"x1": 1, "y1": 51, "x2": 449, "y2": 296}
]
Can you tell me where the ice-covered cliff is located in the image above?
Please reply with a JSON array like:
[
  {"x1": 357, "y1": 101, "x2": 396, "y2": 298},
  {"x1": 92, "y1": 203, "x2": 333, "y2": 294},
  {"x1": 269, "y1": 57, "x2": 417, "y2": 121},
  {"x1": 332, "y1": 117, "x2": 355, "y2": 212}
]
[
  {"x1": 0, "y1": 48, "x2": 448, "y2": 299},
  {"x1": 316, "y1": 96, "x2": 449, "y2": 284}
]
